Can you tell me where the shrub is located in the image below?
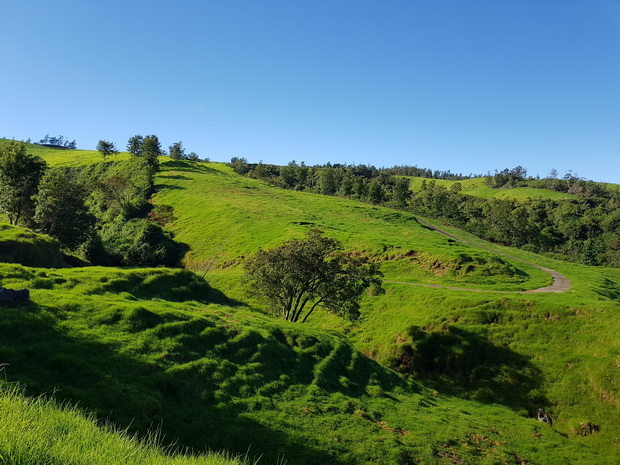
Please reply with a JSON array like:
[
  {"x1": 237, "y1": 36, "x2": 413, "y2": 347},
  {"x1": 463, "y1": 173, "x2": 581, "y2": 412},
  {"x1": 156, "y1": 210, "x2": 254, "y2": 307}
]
[{"x1": 100, "y1": 219, "x2": 181, "y2": 267}]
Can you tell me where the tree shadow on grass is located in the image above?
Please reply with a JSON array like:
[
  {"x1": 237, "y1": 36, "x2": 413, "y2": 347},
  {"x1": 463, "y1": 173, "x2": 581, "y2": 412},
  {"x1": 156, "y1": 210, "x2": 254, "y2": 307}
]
[
  {"x1": 154, "y1": 183, "x2": 186, "y2": 191},
  {"x1": 0, "y1": 302, "x2": 357, "y2": 465},
  {"x1": 595, "y1": 277, "x2": 620, "y2": 301},
  {"x1": 160, "y1": 160, "x2": 220, "y2": 175},
  {"x1": 158, "y1": 174, "x2": 192, "y2": 181},
  {"x1": 391, "y1": 325, "x2": 547, "y2": 414},
  {"x1": 90, "y1": 269, "x2": 245, "y2": 308}
]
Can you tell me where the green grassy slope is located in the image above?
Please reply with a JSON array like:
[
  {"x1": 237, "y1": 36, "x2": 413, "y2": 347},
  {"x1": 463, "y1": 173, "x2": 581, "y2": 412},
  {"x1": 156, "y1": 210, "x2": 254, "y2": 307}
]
[
  {"x1": 0, "y1": 223, "x2": 64, "y2": 267},
  {"x1": 405, "y1": 176, "x2": 576, "y2": 201},
  {"x1": 0, "y1": 263, "x2": 610, "y2": 464},
  {"x1": 150, "y1": 160, "x2": 620, "y2": 458},
  {"x1": 154, "y1": 161, "x2": 549, "y2": 292},
  {"x1": 0, "y1": 383, "x2": 243, "y2": 465},
  {"x1": 0, "y1": 138, "x2": 130, "y2": 166},
  {"x1": 1, "y1": 150, "x2": 618, "y2": 462}
]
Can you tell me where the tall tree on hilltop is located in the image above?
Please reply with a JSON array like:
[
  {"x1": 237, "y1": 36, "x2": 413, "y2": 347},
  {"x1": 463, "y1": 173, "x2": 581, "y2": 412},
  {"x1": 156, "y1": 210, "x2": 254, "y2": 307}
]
[
  {"x1": 169, "y1": 141, "x2": 185, "y2": 160},
  {"x1": 96, "y1": 140, "x2": 118, "y2": 160},
  {"x1": 141, "y1": 135, "x2": 162, "y2": 170},
  {"x1": 127, "y1": 135, "x2": 143, "y2": 156}
]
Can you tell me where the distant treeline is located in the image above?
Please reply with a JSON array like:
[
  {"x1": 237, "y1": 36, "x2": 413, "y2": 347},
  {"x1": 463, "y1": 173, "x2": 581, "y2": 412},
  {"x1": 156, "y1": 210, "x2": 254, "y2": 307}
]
[
  {"x1": 230, "y1": 159, "x2": 620, "y2": 267},
  {"x1": 35, "y1": 134, "x2": 77, "y2": 149}
]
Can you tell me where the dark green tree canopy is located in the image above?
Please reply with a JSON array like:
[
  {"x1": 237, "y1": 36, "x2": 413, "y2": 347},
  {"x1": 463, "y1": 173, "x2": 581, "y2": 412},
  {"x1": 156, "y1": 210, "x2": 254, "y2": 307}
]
[
  {"x1": 127, "y1": 134, "x2": 161, "y2": 170},
  {"x1": 96, "y1": 140, "x2": 118, "y2": 159},
  {"x1": 244, "y1": 229, "x2": 384, "y2": 323},
  {"x1": 0, "y1": 141, "x2": 48, "y2": 226},
  {"x1": 127, "y1": 135, "x2": 143, "y2": 156},
  {"x1": 169, "y1": 141, "x2": 185, "y2": 160},
  {"x1": 33, "y1": 167, "x2": 95, "y2": 248},
  {"x1": 141, "y1": 135, "x2": 162, "y2": 170}
]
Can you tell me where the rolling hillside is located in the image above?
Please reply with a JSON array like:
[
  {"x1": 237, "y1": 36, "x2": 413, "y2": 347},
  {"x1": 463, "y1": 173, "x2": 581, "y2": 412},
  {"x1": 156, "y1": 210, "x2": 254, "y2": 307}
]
[
  {"x1": 0, "y1": 144, "x2": 619, "y2": 463},
  {"x1": 405, "y1": 176, "x2": 576, "y2": 201},
  {"x1": 149, "y1": 159, "x2": 620, "y2": 458}
]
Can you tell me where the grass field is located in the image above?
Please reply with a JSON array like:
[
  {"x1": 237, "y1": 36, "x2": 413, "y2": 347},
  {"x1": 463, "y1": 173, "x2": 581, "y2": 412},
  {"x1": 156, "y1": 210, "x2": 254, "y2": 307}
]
[
  {"x1": 0, "y1": 138, "x2": 130, "y2": 166},
  {"x1": 0, "y1": 263, "x2": 613, "y2": 464},
  {"x1": 405, "y1": 176, "x2": 576, "y2": 201},
  {"x1": 1, "y1": 144, "x2": 619, "y2": 463},
  {"x1": 153, "y1": 161, "x2": 550, "y2": 292},
  {"x1": 149, "y1": 160, "x2": 620, "y2": 458}
]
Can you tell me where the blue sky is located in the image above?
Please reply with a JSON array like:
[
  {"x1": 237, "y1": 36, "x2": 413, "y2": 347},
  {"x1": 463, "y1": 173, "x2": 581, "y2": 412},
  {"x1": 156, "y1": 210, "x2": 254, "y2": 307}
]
[{"x1": 1, "y1": 1, "x2": 619, "y2": 182}]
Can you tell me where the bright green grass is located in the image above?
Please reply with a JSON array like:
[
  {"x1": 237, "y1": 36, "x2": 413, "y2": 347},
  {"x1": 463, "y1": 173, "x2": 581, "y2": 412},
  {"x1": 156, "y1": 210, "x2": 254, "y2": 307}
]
[
  {"x1": 2, "y1": 151, "x2": 619, "y2": 461},
  {"x1": 0, "y1": 383, "x2": 244, "y2": 465},
  {"x1": 0, "y1": 138, "x2": 131, "y2": 166},
  {"x1": 153, "y1": 161, "x2": 549, "y2": 292},
  {"x1": 0, "y1": 223, "x2": 64, "y2": 267},
  {"x1": 0, "y1": 263, "x2": 611, "y2": 464},
  {"x1": 405, "y1": 176, "x2": 576, "y2": 201},
  {"x1": 147, "y1": 161, "x2": 620, "y2": 457}
]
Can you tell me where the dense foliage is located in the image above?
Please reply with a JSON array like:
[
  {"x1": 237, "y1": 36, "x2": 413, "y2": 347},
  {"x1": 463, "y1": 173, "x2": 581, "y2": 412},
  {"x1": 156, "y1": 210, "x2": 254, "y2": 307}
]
[
  {"x1": 0, "y1": 140, "x2": 182, "y2": 267},
  {"x1": 34, "y1": 167, "x2": 95, "y2": 248},
  {"x1": 0, "y1": 142, "x2": 47, "y2": 226},
  {"x1": 245, "y1": 229, "x2": 384, "y2": 322}
]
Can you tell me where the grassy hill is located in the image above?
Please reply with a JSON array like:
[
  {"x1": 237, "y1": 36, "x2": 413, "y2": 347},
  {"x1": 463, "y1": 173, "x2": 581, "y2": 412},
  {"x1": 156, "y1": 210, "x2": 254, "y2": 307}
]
[
  {"x1": 0, "y1": 223, "x2": 64, "y2": 267},
  {"x1": 1, "y1": 146, "x2": 619, "y2": 463},
  {"x1": 0, "y1": 138, "x2": 130, "y2": 166},
  {"x1": 150, "y1": 160, "x2": 620, "y2": 458},
  {"x1": 0, "y1": 263, "x2": 612, "y2": 464},
  {"x1": 0, "y1": 383, "x2": 243, "y2": 465},
  {"x1": 405, "y1": 176, "x2": 576, "y2": 201}
]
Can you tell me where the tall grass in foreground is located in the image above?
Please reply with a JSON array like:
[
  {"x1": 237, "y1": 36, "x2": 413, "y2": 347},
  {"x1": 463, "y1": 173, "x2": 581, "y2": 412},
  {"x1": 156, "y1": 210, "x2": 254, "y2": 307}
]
[{"x1": 0, "y1": 382, "x2": 245, "y2": 465}]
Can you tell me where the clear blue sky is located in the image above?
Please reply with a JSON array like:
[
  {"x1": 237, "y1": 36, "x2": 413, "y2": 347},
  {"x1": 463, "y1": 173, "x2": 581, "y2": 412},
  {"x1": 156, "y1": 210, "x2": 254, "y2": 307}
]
[{"x1": 1, "y1": 1, "x2": 619, "y2": 182}]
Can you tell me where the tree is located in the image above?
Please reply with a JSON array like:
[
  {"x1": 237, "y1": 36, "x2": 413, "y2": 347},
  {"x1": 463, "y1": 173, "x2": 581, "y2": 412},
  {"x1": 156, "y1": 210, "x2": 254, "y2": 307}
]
[
  {"x1": 141, "y1": 135, "x2": 162, "y2": 170},
  {"x1": 0, "y1": 142, "x2": 48, "y2": 225},
  {"x1": 169, "y1": 141, "x2": 185, "y2": 160},
  {"x1": 127, "y1": 135, "x2": 143, "y2": 156},
  {"x1": 100, "y1": 218, "x2": 180, "y2": 266},
  {"x1": 96, "y1": 140, "x2": 118, "y2": 159},
  {"x1": 34, "y1": 167, "x2": 94, "y2": 248},
  {"x1": 393, "y1": 177, "x2": 412, "y2": 207},
  {"x1": 244, "y1": 230, "x2": 384, "y2": 323}
]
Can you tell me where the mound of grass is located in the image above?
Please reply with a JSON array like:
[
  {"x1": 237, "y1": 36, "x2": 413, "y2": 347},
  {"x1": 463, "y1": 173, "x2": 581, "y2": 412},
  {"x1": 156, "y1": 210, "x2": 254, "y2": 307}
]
[
  {"x1": 0, "y1": 383, "x2": 243, "y2": 465},
  {"x1": 0, "y1": 223, "x2": 64, "y2": 267}
]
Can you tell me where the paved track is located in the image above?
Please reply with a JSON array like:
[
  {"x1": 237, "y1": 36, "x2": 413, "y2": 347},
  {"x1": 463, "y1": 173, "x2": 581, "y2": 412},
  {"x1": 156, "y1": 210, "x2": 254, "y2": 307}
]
[{"x1": 385, "y1": 218, "x2": 571, "y2": 294}]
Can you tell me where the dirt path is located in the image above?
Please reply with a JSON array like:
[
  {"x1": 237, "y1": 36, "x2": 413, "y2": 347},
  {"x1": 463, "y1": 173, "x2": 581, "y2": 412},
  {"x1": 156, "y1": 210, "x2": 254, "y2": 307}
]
[{"x1": 385, "y1": 218, "x2": 571, "y2": 294}]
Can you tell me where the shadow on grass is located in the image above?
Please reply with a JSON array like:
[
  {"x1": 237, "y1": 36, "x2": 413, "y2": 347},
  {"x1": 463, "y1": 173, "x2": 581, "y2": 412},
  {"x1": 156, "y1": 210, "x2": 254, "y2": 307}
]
[
  {"x1": 158, "y1": 174, "x2": 192, "y2": 181},
  {"x1": 92, "y1": 269, "x2": 245, "y2": 307},
  {"x1": 391, "y1": 325, "x2": 547, "y2": 414},
  {"x1": 0, "y1": 302, "x2": 357, "y2": 465},
  {"x1": 160, "y1": 160, "x2": 220, "y2": 175},
  {"x1": 596, "y1": 277, "x2": 620, "y2": 301},
  {"x1": 154, "y1": 184, "x2": 186, "y2": 191}
]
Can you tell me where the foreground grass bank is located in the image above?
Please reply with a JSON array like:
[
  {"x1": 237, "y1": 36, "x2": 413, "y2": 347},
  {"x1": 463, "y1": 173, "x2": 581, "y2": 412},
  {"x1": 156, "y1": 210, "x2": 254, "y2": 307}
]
[
  {"x1": 0, "y1": 263, "x2": 612, "y2": 464},
  {"x1": 0, "y1": 383, "x2": 244, "y2": 465}
]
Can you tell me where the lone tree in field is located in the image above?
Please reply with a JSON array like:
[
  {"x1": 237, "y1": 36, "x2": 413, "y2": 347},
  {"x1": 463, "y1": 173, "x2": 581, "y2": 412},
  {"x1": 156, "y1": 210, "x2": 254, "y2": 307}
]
[
  {"x1": 244, "y1": 229, "x2": 384, "y2": 323},
  {"x1": 96, "y1": 140, "x2": 118, "y2": 159}
]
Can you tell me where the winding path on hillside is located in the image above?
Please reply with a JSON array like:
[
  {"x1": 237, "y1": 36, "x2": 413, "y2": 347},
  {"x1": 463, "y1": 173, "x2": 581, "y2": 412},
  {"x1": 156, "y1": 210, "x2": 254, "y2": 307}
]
[{"x1": 385, "y1": 217, "x2": 571, "y2": 294}]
